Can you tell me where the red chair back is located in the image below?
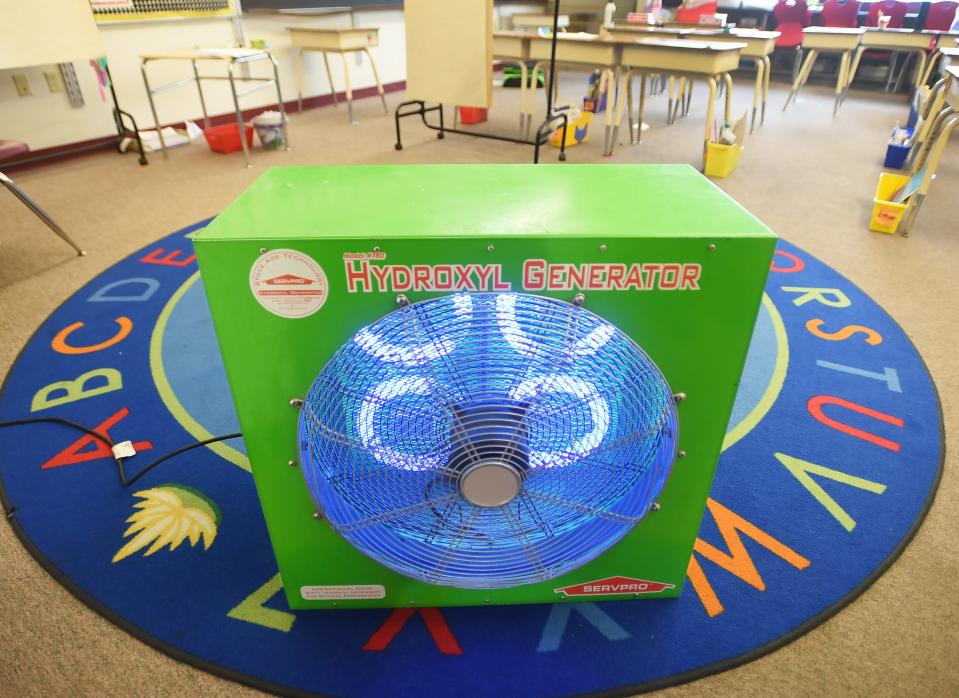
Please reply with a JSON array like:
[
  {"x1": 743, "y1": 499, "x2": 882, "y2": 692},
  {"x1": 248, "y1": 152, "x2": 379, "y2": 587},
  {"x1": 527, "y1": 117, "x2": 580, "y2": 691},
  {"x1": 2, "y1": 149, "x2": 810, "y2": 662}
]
[
  {"x1": 822, "y1": 0, "x2": 860, "y2": 27},
  {"x1": 773, "y1": 0, "x2": 811, "y2": 47},
  {"x1": 865, "y1": 0, "x2": 908, "y2": 28},
  {"x1": 925, "y1": 1, "x2": 959, "y2": 31},
  {"x1": 675, "y1": 0, "x2": 719, "y2": 23}
]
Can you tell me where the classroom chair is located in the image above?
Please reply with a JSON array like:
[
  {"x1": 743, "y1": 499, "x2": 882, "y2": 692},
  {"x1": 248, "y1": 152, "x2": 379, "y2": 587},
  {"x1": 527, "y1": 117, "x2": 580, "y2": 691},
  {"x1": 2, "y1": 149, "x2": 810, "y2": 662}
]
[
  {"x1": 924, "y1": 1, "x2": 959, "y2": 31},
  {"x1": 773, "y1": 0, "x2": 812, "y2": 81},
  {"x1": 675, "y1": 0, "x2": 719, "y2": 23},
  {"x1": 858, "y1": 0, "x2": 909, "y2": 89},
  {"x1": 0, "y1": 140, "x2": 85, "y2": 256},
  {"x1": 821, "y1": 0, "x2": 860, "y2": 27}
]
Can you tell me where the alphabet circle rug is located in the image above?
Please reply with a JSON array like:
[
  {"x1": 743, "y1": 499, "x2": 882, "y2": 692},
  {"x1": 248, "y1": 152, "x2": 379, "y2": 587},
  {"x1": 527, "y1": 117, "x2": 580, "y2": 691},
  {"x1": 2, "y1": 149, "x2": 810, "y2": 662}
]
[{"x1": 0, "y1": 221, "x2": 942, "y2": 697}]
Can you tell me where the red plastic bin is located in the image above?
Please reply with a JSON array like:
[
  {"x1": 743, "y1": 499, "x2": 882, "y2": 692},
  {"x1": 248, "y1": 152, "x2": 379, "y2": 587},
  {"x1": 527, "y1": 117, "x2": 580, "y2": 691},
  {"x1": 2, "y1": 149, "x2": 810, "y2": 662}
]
[
  {"x1": 203, "y1": 122, "x2": 254, "y2": 154},
  {"x1": 457, "y1": 107, "x2": 488, "y2": 125}
]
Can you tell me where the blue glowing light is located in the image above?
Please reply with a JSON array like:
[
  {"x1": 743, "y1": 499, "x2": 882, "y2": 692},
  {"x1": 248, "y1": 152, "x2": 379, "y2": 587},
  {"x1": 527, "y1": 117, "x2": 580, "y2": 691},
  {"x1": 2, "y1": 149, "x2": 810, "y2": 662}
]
[{"x1": 299, "y1": 293, "x2": 678, "y2": 589}]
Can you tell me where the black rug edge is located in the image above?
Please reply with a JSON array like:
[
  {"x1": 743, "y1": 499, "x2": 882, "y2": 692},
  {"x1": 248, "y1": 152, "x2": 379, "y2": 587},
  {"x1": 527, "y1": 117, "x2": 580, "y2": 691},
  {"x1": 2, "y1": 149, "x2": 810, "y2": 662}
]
[{"x1": 0, "y1": 224, "x2": 946, "y2": 698}]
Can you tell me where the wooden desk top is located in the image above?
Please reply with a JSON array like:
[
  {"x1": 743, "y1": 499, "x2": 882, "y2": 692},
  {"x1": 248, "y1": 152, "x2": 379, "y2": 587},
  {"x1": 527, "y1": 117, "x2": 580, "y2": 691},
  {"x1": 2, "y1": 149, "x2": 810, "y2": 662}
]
[
  {"x1": 140, "y1": 48, "x2": 269, "y2": 62},
  {"x1": 803, "y1": 27, "x2": 866, "y2": 35},
  {"x1": 635, "y1": 38, "x2": 747, "y2": 52},
  {"x1": 285, "y1": 26, "x2": 379, "y2": 34}
]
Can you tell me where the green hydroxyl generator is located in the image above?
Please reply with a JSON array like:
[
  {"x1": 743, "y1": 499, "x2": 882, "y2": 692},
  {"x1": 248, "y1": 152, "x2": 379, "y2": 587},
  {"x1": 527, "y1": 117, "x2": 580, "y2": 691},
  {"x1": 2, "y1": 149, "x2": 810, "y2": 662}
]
[{"x1": 194, "y1": 164, "x2": 775, "y2": 610}]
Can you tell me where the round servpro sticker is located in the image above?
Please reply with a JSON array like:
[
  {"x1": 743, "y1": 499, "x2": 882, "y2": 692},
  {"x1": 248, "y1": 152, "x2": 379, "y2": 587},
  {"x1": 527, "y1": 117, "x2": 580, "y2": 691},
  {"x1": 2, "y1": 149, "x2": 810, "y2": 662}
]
[{"x1": 249, "y1": 249, "x2": 328, "y2": 318}]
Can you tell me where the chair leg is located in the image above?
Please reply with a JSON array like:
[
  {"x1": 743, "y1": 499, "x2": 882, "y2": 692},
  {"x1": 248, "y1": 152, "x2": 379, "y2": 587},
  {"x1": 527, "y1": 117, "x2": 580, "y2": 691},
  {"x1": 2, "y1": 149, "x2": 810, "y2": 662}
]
[
  {"x1": 792, "y1": 46, "x2": 803, "y2": 84},
  {"x1": 0, "y1": 171, "x2": 85, "y2": 256}
]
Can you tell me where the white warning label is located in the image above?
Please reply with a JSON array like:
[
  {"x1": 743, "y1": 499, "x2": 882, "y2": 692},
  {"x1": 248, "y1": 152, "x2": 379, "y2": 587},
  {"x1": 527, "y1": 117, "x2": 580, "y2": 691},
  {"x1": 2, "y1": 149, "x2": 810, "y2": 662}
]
[
  {"x1": 249, "y1": 248, "x2": 328, "y2": 318},
  {"x1": 300, "y1": 584, "x2": 386, "y2": 601}
]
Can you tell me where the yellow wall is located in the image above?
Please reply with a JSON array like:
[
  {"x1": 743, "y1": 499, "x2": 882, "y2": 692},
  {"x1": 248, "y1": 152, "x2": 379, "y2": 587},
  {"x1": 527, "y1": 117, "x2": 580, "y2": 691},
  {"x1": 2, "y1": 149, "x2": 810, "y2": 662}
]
[{"x1": 0, "y1": 10, "x2": 406, "y2": 150}]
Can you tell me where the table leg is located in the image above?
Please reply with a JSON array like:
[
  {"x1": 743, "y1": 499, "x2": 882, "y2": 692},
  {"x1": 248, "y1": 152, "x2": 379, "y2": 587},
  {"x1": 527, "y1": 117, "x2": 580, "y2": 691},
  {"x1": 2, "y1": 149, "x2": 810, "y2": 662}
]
[
  {"x1": 667, "y1": 75, "x2": 676, "y2": 124},
  {"x1": 140, "y1": 60, "x2": 167, "y2": 160},
  {"x1": 227, "y1": 62, "x2": 251, "y2": 167},
  {"x1": 911, "y1": 49, "x2": 927, "y2": 93},
  {"x1": 341, "y1": 53, "x2": 354, "y2": 122},
  {"x1": 723, "y1": 73, "x2": 732, "y2": 122},
  {"x1": 603, "y1": 68, "x2": 615, "y2": 156},
  {"x1": 672, "y1": 77, "x2": 686, "y2": 123},
  {"x1": 847, "y1": 46, "x2": 864, "y2": 95},
  {"x1": 762, "y1": 55, "x2": 771, "y2": 124},
  {"x1": 322, "y1": 52, "x2": 337, "y2": 107},
  {"x1": 269, "y1": 52, "x2": 290, "y2": 151},
  {"x1": 517, "y1": 61, "x2": 529, "y2": 135},
  {"x1": 527, "y1": 61, "x2": 542, "y2": 140},
  {"x1": 191, "y1": 60, "x2": 210, "y2": 127},
  {"x1": 610, "y1": 67, "x2": 629, "y2": 154},
  {"x1": 683, "y1": 79, "x2": 693, "y2": 117},
  {"x1": 626, "y1": 70, "x2": 635, "y2": 144},
  {"x1": 751, "y1": 58, "x2": 763, "y2": 133},
  {"x1": 295, "y1": 48, "x2": 304, "y2": 113},
  {"x1": 638, "y1": 73, "x2": 647, "y2": 144},
  {"x1": 0, "y1": 171, "x2": 85, "y2": 256},
  {"x1": 362, "y1": 47, "x2": 388, "y2": 115},
  {"x1": 703, "y1": 76, "x2": 718, "y2": 170},
  {"x1": 885, "y1": 51, "x2": 899, "y2": 92},
  {"x1": 834, "y1": 50, "x2": 849, "y2": 115},
  {"x1": 784, "y1": 48, "x2": 817, "y2": 111}
]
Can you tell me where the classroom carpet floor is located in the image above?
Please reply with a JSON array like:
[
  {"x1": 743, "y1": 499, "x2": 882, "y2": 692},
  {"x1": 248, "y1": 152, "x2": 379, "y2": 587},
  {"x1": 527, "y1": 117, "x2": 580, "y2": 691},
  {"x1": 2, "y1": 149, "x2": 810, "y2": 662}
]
[{"x1": 1, "y1": 73, "x2": 957, "y2": 697}]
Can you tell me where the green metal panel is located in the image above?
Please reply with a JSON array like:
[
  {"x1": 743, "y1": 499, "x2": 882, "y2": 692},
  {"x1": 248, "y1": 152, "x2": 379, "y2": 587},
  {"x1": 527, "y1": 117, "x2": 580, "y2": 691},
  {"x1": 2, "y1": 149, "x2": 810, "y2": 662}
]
[{"x1": 194, "y1": 164, "x2": 775, "y2": 610}]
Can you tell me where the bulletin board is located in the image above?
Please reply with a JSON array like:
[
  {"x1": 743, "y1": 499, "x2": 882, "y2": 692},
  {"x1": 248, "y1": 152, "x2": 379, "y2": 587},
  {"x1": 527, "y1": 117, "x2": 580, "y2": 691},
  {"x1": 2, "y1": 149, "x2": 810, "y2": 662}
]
[{"x1": 90, "y1": 0, "x2": 234, "y2": 22}]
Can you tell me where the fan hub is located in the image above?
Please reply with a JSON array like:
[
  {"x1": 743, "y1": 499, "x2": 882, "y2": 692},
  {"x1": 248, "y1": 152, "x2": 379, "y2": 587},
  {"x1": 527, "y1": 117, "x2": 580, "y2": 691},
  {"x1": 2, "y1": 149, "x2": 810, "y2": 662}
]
[{"x1": 459, "y1": 460, "x2": 523, "y2": 508}]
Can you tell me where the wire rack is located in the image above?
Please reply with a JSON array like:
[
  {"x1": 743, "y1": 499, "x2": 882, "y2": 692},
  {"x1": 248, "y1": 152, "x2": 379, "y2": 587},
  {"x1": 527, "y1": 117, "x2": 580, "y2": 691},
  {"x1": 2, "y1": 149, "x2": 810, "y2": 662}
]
[{"x1": 299, "y1": 293, "x2": 679, "y2": 589}]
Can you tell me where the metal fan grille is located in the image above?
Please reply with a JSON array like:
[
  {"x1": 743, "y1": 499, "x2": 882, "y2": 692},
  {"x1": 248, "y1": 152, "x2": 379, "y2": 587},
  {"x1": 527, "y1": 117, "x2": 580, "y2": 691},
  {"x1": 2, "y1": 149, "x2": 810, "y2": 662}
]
[{"x1": 298, "y1": 293, "x2": 678, "y2": 589}]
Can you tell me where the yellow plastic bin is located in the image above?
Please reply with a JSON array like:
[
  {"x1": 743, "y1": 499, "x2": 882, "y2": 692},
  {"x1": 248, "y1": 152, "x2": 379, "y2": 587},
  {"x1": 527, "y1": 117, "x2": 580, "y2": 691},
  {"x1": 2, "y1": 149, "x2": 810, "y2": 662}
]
[
  {"x1": 549, "y1": 111, "x2": 592, "y2": 148},
  {"x1": 704, "y1": 142, "x2": 742, "y2": 178},
  {"x1": 869, "y1": 172, "x2": 910, "y2": 235}
]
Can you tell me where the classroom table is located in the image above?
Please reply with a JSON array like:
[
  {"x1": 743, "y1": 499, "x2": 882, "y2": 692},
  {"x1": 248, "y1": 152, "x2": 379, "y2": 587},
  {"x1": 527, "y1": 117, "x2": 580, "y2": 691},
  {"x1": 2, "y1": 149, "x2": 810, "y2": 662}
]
[
  {"x1": 846, "y1": 29, "x2": 933, "y2": 93},
  {"x1": 288, "y1": 27, "x2": 387, "y2": 123},
  {"x1": 140, "y1": 48, "x2": 288, "y2": 167},
  {"x1": 621, "y1": 38, "x2": 746, "y2": 166},
  {"x1": 525, "y1": 33, "x2": 627, "y2": 156},
  {"x1": 783, "y1": 27, "x2": 865, "y2": 115},
  {"x1": 512, "y1": 13, "x2": 570, "y2": 30},
  {"x1": 689, "y1": 29, "x2": 778, "y2": 131}
]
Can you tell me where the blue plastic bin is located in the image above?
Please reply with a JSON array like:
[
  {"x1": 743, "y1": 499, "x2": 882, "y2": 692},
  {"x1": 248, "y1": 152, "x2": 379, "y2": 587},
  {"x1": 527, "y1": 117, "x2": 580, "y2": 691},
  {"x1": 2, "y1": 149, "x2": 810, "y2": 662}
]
[{"x1": 883, "y1": 127, "x2": 913, "y2": 170}]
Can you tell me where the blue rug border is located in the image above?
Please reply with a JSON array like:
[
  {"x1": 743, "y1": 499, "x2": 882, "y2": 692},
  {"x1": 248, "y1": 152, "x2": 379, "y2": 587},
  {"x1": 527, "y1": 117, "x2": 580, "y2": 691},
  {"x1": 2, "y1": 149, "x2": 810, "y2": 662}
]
[{"x1": 0, "y1": 222, "x2": 946, "y2": 698}]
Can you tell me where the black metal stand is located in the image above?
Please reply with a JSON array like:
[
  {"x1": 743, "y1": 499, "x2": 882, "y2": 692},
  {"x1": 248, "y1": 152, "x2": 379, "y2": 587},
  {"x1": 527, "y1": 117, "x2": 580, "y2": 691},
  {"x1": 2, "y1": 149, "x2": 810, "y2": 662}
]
[
  {"x1": 4, "y1": 61, "x2": 147, "y2": 169},
  {"x1": 394, "y1": 1, "x2": 570, "y2": 164}
]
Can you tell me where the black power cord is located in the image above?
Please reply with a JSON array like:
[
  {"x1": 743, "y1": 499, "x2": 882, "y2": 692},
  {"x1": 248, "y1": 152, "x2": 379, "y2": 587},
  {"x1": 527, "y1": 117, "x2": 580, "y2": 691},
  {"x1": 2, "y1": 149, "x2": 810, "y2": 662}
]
[{"x1": 0, "y1": 417, "x2": 242, "y2": 488}]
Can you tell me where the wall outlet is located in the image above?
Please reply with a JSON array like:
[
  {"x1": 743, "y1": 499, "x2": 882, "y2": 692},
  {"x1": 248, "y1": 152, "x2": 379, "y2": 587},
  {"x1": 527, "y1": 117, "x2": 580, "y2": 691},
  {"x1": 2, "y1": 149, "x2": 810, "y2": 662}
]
[
  {"x1": 44, "y1": 70, "x2": 64, "y2": 93},
  {"x1": 13, "y1": 74, "x2": 31, "y2": 97}
]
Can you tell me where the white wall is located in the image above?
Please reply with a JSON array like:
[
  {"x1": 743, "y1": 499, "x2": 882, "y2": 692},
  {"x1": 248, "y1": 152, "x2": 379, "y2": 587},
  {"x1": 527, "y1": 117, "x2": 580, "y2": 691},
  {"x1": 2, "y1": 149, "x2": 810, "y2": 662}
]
[{"x1": 0, "y1": 9, "x2": 406, "y2": 150}]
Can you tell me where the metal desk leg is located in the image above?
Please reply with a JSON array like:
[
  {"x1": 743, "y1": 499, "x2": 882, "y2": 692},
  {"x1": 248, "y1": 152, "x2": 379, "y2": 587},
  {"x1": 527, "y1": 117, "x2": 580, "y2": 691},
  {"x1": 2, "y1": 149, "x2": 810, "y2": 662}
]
[
  {"x1": 884, "y1": 51, "x2": 899, "y2": 92},
  {"x1": 227, "y1": 62, "x2": 252, "y2": 167},
  {"x1": 140, "y1": 60, "x2": 168, "y2": 159},
  {"x1": 703, "y1": 76, "x2": 718, "y2": 169},
  {"x1": 603, "y1": 68, "x2": 616, "y2": 156},
  {"x1": 667, "y1": 75, "x2": 676, "y2": 124},
  {"x1": 626, "y1": 70, "x2": 635, "y2": 144},
  {"x1": 0, "y1": 172, "x2": 85, "y2": 256},
  {"x1": 341, "y1": 53, "x2": 354, "y2": 122},
  {"x1": 610, "y1": 67, "x2": 629, "y2": 154},
  {"x1": 269, "y1": 52, "x2": 290, "y2": 150},
  {"x1": 363, "y1": 47, "x2": 388, "y2": 115},
  {"x1": 638, "y1": 73, "x2": 647, "y2": 144},
  {"x1": 527, "y1": 61, "x2": 543, "y2": 140},
  {"x1": 835, "y1": 50, "x2": 849, "y2": 115},
  {"x1": 683, "y1": 79, "x2": 693, "y2": 117},
  {"x1": 847, "y1": 46, "x2": 864, "y2": 96},
  {"x1": 784, "y1": 48, "x2": 818, "y2": 110},
  {"x1": 723, "y1": 73, "x2": 732, "y2": 122},
  {"x1": 517, "y1": 61, "x2": 529, "y2": 135},
  {"x1": 322, "y1": 52, "x2": 337, "y2": 107},
  {"x1": 192, "y1": 60, "x2": 210, "y2": 127},
  {"x1": 296, "y1": 48, "x2": 305, "y2": 112},
  {"x1": 751, "y1": 58, "x2": 764, "y2": 133},
  {"x1": 762, "y1": 55, "x2": 771, "y2": 124}
]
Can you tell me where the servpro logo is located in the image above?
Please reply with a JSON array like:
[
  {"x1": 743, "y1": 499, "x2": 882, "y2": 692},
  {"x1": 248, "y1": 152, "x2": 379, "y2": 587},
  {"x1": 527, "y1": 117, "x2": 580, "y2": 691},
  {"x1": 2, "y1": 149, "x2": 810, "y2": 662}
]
[
  {"x1": 264, "y1": 274, "x2": 313, "y2": 286},
  {"x1": 554, "y1": 576, "x2": 676, "y2": 597}
]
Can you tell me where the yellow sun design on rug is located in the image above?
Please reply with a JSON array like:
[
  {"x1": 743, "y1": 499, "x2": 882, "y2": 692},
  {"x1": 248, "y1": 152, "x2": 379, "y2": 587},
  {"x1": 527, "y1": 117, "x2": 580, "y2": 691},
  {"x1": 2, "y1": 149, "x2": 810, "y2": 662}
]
[{"x1": 113, "y1": 484, "x2": 220, "y2": 563}]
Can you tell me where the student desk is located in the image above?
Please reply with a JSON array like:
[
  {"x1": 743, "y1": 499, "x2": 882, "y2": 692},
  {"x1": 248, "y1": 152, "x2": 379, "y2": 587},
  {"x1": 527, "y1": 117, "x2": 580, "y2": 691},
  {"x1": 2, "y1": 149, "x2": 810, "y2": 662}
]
[
  {"x1": 140, "y1": 48, "x2": 288, "y2": 167},
  {"x1": 512, "y1": 14, "x2": 570, "y2": 30},
  {"x1": 689, "y1": 29, "x2": 779, "y2": 132},
  {"x1": 288, "y1": 27, "x2": 387, "y2": 123},
  {"x1": 525, "y1": 33, "x2": 627, "y2": 156},
  {"x1": 621, "y1": 39, "x2": 745, "y2": 166},
  {"x1": 783, "y1": 27, "x2": 865, "y2": 115},
  {"x1": 847, "y1": 29, "x2": 933, "y2": 93}
]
